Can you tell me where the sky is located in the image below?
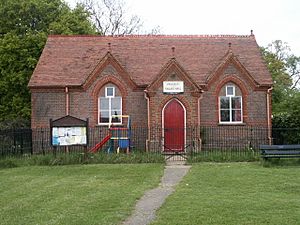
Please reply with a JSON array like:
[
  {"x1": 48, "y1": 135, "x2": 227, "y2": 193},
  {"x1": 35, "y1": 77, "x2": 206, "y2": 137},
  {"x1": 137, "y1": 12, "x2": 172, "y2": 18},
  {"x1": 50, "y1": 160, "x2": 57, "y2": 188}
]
[{"x1": 65, "y1": 0, "x2": 300, "y2": 56}]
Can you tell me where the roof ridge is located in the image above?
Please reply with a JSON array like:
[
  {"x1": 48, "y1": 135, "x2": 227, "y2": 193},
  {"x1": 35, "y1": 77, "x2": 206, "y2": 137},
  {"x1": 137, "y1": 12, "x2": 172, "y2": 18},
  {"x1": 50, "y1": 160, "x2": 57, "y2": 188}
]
[{"x1": 48, "y1": 34, "x2": 255, "y2": 39}]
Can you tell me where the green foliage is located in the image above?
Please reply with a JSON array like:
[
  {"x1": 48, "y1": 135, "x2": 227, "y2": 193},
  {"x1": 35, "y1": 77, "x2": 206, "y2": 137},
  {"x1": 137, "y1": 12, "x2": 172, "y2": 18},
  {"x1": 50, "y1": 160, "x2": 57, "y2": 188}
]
[
  {"x1": 0, "y1": 32, "x2": 46, "y2": 121},
  {"x1": 261, "y1": 41, "x2": 294, "y2": 114},
  {"x1": 49, "y1": 4, "x2": 96, "y2": 35},
  {"x1": 262, "y1": 40, "x2": 300, "y2": 129},
  {"x1": 272, "y1": 91, "x2": 300, "y2": 128},
  {"x1": 271, "y1": 92, "x2": 300, "y2": 144},
  {"x1": 0, "y1": 0, "x2": 95, "y2": 126}
]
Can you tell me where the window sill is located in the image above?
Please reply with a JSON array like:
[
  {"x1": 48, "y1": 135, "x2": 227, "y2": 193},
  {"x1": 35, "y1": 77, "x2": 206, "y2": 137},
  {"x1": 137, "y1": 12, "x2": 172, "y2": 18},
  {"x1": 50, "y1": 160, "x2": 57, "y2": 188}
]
[
  {"x1": 96, "y1": 123, "x2": 123, "y2": 126},
  {"x1": 218, "y1": 122, "x2": 246, "y2": 126}
]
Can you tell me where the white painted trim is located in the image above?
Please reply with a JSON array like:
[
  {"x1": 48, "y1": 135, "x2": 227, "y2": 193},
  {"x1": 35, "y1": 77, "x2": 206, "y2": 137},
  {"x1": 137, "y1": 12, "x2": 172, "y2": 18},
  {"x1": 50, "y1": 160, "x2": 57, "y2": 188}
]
[
  {"x1": 65, "y1": 86, "x2": 69, "y2": 115},
  {"x1": 144, "y1": 92, "x2": 151, "y2": 152},
  {"x1": 98, "y1": 96, "x2": 122, "y2": 126},
  {"x1": 226, "y1": 85, "x2": 235, "y2": 97},
  {"x1": 267, "y1": 87, "x2": 273, "y2": 145},
  {"x1": 219, "y1": 96, "x2": 243, "y2": 124},
  {"x1": 162, "y1": 98, "x2": 186, "y2": 152},
  {"x1": 105, "y1": 86, "x2": 115, "y2": 98}
]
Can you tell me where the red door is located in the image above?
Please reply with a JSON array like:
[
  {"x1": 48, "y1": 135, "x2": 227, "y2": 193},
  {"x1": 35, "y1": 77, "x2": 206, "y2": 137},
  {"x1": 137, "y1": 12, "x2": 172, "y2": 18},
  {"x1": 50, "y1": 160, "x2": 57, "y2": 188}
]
[{"x1": 163, "y1": 99, "x2": 185, "y2": 152}]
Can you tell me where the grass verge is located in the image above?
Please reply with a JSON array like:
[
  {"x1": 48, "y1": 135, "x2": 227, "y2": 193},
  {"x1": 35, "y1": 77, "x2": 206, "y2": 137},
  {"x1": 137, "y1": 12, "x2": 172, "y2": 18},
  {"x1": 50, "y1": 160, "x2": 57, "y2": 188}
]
[
  {"x1": 187, "y1": 150, "x2": 259, "y2": 162},
  {"x1": 151, "y1": 162, "x2": 300, "y2": 225},
  {"x1": 0, "y1": 164, "x2": 164, "y2": 225},
  {"x1": 0, "y1": 152, "x2": 165, "y2": 168}
]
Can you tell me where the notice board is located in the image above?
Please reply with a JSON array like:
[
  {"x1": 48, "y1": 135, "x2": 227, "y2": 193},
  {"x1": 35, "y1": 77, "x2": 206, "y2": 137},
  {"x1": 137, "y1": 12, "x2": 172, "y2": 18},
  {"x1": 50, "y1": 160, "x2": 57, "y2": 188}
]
[{"x1": 50, "y1": 115, "x2": 88, "y2": 146}]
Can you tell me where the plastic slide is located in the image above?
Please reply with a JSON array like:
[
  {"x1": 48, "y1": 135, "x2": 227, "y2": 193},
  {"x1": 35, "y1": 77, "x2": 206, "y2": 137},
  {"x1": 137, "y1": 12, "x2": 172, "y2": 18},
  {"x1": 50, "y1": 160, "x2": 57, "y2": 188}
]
[{"x1": 89, "y1": 134, "x2": 112, "y2": 153}]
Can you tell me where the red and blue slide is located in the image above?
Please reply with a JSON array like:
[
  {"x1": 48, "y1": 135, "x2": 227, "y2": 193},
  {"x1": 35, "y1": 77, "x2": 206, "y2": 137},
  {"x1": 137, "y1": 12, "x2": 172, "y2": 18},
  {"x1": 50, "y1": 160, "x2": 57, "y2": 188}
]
[{"x1": 89, "y1": 134, "x2": 112, "y2": 153}]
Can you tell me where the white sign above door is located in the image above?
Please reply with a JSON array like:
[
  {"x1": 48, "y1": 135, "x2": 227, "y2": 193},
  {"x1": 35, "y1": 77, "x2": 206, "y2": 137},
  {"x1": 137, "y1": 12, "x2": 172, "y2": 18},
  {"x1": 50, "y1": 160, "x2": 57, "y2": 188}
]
[{"x1": 163, "y1": 81, "x2": 184, "y2": 94}]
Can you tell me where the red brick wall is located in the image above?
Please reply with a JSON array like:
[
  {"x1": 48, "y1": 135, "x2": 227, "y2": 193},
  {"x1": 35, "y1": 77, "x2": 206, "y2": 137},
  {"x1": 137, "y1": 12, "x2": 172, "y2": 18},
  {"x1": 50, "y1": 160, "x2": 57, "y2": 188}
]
[
  {"x1": 201, "y1": 62, "x2": 269, "y2": 127},
  {"x1": 31, "y1": 63, "x2": 148, "y2": 129},
  {"x1": 31, "y1": 91, "x2": 66, "y2": 128}
]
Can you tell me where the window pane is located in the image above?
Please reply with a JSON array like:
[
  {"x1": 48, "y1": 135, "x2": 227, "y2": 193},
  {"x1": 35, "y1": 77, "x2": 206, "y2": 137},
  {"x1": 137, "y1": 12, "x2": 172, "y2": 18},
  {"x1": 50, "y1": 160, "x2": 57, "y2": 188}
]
[
  {"x1": 220, "y1": 97, "x2": 230, "y2": 109},
  {"x1": 111, "y1": 110, "x2": 121, "y2": 123},
  {"x1": 106, "y1": 87, "x2": 114, "y2": 97},
  {"x1": 226, "y1": 86, "x2": 234, "y2": 96},
  {"x1": 99, "y1": 111, "x2": 109, "y2": 123},
  {"x1": 220, "y1": 110, "x2": 230, "y2": 122},
  {"x1": 99, "y1": 89, "x2": 122, "y2": 124},
  {"x1": 111, "y1": 97, "x2": 121, "y2": 110},
  {"x1": 232, "y1": 110, "x2": 242, "y2": 122},
  {"x1": 100, "y1": 98, "x2": 109, "y2": 110},
  {"x1": 232, "y1": 97, "x2": 241, "y2": 109}
]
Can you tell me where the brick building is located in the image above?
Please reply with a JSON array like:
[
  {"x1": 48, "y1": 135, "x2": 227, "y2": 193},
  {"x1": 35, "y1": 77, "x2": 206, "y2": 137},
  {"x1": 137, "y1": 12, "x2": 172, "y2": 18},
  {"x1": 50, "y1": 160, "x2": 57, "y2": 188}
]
[{"x1": 28, "y1": 34, "x2": 273, "y2": 152}]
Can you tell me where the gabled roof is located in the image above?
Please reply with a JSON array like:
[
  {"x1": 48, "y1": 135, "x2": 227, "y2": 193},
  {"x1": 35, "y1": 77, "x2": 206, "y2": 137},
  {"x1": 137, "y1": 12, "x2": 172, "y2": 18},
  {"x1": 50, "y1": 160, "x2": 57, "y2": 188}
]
[
  {"x1": 51, "y1": 115, "x2": 87, "y2": 127},
  {"x1": 145, "y1": 58, "x2": 202, "y2": 96},
  {"x1": 206, "y1": 50, "x2": 260, "y2": 89},
  {"x1": 28, "y1": 34, "x2": 272, "y2": 89},
  {"x1": 82, "y1": 51, "x2": 138, "y2": 90}
]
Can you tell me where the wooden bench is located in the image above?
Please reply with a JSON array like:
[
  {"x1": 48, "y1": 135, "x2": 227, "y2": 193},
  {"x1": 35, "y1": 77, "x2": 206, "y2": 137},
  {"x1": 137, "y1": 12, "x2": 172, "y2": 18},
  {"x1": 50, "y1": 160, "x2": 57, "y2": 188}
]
[{"x1": 260, "y1": 145, "x2": 300, "y2": 160}]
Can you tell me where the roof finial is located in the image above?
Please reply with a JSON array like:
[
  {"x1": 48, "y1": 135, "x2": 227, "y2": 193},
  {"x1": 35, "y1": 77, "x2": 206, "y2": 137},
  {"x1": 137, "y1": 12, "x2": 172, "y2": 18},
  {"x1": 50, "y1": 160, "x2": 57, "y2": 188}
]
[
  {"x1": 228, "y1": 42, "x2": 232, "y2": 51},
  {"x1": 250, "y1": 29, "x2": 254, "y2": 36},
  {"x1": 171, "y1": 46, "x2": 175, "y2": 58},
  {"x1": 108, "y1": 42, "x2": 111, "y2": 52}
]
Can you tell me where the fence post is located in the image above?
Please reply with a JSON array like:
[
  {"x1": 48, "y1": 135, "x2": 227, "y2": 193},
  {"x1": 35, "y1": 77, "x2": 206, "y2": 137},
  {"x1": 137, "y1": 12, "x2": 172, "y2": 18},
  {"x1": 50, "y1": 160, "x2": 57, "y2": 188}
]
[
  {"x1": 41, "y1": 129, "x2": 45, "y2": 155},
  {"x1": 20, "y1": 129, "x2": 23, "y2": 155},
  {"x1": 30, "y1": 129, "x2": 33, "y2": 155}
]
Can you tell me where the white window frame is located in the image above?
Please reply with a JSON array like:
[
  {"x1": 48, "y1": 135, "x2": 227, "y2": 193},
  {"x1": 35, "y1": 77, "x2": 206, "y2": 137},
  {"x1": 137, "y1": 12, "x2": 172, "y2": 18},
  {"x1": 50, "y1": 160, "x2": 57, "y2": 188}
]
[
  {"x1": 226, "y1": 85, "x2": 235, "y2": 97},
  {"x1": 98, "y1": 87, "x2": 122, "y2": 125},
  {"x1": 219, "y1": 85, "x2": 243, "y2": 124},
  {"x1": 105, "y1": 87, "x2": 115, "y2": 98}
]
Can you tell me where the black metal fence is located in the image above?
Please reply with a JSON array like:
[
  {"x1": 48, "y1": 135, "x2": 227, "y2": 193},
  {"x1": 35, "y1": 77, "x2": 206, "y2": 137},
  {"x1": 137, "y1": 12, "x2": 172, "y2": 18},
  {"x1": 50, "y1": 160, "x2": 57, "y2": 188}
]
[
  {"x1": 0, "y1": 129, "x2": 32, "y2": 157},
  {"x1": 1, "y1": 126, "x2": 300, "y2": 160}
]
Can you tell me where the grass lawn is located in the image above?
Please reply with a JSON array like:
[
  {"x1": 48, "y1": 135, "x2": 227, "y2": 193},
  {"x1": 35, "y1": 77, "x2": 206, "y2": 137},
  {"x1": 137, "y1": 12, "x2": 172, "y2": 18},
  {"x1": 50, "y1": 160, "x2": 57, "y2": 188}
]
[
  {"x1": 0, "y1": 164, "x2": 164, "y2": 225},
  {"x1": 151, "y1": 163, "x2": 300, "y2": 225}
]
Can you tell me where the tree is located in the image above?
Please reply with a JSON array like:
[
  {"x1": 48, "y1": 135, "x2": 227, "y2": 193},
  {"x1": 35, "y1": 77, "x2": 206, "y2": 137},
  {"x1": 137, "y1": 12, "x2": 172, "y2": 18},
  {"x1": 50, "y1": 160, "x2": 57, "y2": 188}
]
[
  {"x1": 81, "y1": 0, "x2": 160, "y2": 35},
  {"x1": 262, "y1": 40, "x2": 300, "y2": 128},
  {"x1": 261, "y1": 40, "x2": 300, "y2": 113},
  {"x1": 263, "y1": 40, "x2": 300, "y2": 89},
  {"x1": 0, "y1": 0, "x2": 96, "y2": 127},
  {"x1": 49, "y1": 3, "x2": 96, "y2": 35}
]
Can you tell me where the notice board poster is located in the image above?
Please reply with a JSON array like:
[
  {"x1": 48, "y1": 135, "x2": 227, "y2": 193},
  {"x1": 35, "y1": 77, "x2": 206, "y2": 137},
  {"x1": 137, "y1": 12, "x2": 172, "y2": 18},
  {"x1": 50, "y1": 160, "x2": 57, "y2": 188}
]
[{"x1": 52, "y1": 127, "x2": 87, "y2": 146}]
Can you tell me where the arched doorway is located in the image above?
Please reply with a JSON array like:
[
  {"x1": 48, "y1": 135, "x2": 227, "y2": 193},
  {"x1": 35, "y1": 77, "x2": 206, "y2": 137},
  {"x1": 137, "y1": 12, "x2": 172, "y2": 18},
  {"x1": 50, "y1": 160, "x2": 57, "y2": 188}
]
[{"x1": 163, "y1": 99, "x2": 185, "y2": 152}]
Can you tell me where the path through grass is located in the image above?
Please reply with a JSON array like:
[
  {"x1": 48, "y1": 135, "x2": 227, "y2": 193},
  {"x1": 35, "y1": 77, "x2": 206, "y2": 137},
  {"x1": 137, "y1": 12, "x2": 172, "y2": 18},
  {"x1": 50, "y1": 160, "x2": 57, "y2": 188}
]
[
  {"x1": 0, "y1": 164, "x2": 164, "y2": 225},
  {"x1": 151, "y1": 163, "x2": 300, "y2": 225}
]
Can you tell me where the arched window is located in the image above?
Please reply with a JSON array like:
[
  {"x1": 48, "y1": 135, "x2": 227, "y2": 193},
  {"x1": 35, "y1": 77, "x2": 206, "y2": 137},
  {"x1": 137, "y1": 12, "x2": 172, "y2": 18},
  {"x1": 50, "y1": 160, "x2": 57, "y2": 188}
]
[
  {"x1": 219, "y1": 83, "x2": 242, "y2": 123},
  {"x1": 98, "y1": 83, "x2": 122, "y2": 125}
]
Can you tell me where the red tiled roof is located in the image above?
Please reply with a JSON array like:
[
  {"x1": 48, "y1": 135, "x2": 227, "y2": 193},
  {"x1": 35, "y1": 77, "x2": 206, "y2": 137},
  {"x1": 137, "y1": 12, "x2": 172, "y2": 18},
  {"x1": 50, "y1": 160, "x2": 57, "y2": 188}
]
[{"x1": 28, "y1": 34, "x2": 272, "y2": 88}]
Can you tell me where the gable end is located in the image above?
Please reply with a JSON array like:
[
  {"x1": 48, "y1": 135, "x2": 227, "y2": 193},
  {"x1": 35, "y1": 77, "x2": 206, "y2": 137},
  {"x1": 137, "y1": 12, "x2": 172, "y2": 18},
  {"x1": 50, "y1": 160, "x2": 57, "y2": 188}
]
[
  {"x1": 145, "y1": 58, "x2": 202, "y2": 97},
  {"x1": 206, "y1": 51, "x2": 261, "y2": 90},
  {"x1": 82, "y1": 52, "x2": 138, "y2": 91}
]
